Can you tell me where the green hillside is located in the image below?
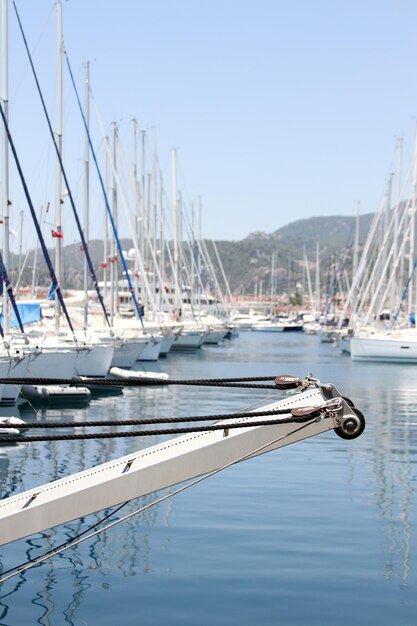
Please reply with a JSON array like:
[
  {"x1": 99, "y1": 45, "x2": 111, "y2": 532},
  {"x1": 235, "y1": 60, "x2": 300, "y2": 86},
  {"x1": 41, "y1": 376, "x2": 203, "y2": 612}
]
[{"x1": 11, "y1": 213, "x2": 372, "y2": 296}]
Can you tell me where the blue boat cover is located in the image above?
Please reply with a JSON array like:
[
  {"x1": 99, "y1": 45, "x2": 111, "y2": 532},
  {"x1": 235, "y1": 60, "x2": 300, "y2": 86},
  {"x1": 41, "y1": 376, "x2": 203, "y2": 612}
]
[{"x1": 0, "y1": 302, "x2": 42, "y2": 328}]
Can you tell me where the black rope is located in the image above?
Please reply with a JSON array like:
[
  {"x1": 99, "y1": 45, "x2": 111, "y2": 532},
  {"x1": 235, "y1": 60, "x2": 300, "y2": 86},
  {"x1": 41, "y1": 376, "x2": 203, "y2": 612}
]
[
  {"x1": 11, "y1": 406, "x2": 303, "y2": 429},
  {"x1": 0, "y1": 375, "x2": 281, "y2": 389},
  {"x1": 1, "y1": 415, "x2": 318, "y2": 443}
]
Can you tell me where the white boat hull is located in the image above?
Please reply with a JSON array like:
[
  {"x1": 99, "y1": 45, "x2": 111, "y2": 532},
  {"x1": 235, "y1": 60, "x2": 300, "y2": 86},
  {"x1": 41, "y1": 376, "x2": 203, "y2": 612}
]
[
  {"x1": 109, "y1": 337, "x2": 148, "y2": 367},
  {"x1": 203, "y1": 329, "x2": 228, "y2": 344},
  {"x1": 0, "y1": 356, "x2": 29, "y2": 407},
  {"x1": 251, "y1": 323, "x2": 284, "y2": 332},
  {"x1": 351, "y1": 334, "x2": 417, "y2": 362},
  {"x1": 74, "y1": 344, "x2": 114, "y2": 377},
  {"x1": 159, "y1": 334, "x2": 175, "y2": 355},
  {"x1": 26, "y1": 348, "x2": 77, "y2": 379},
  {"x1": 138, "y1": 337, "x2": 162, "y2": 361},
  {"x1": 171, "y1": 331, "x2": 206, "y2": 350}
]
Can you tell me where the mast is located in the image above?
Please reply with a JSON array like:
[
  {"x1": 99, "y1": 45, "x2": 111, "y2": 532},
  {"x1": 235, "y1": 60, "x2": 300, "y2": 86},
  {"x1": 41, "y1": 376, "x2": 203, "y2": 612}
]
[
  {"x1": 1, "y1": 0, "x2": 10, "y2": 333},
  {"x1": 395, "y1": 137, "x2": 403, "y2": 304},
  {"x1": 111, "y1": 122, "x2": 118, "y2": 319},
  {"x1": 171, "y1": 148, "x2": 181, "y2": 318},
  {"x1": 315, "y1": 241, "x2": 320, "y2": 314},
  {"x1": 103, "y1": 136, "x2": 109, "y2": 304},
  {"x1": 269, "y1": 252, "x2": 275, "y2": 318},
  {"x1": 54, "y1": 0, "x2": 63, "y2": 333},
  {"x1": 16, "y1": 208, "x2": 23, "y2": 298},
  {"x1": 152, "y1": 127, "x2": 158, "y2": 307},
  {"x1": 131, "y1": 117, "x2": 140, "y2": 303},
  {"x1": 31, "y1": 206, "x2": 43, "y2": 298},
  {"x1": 159, "y1": 170, "x2": 165, "y2": 312},
  {"x1": 351, "y1": 203, "x2": 360, "y2": 319},
  {"x1": 83, "y1": 61, "x2": 90, "y2": 331},
  {"x1": 141, "y1": 129, "x2": 146, "y2": 258},
  {"x1": 409, "y1": 126, "x2": 417, "y2": 318}
]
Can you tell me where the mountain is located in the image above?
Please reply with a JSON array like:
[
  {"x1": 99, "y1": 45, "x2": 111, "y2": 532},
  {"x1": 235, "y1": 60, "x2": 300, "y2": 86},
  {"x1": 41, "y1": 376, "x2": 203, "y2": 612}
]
[
  {"x1": 12, "y1": 214, "x2": 372, "y2": 297},
  {"x1": 211, "y1": 213, "x2": 373, "y2": 294}
]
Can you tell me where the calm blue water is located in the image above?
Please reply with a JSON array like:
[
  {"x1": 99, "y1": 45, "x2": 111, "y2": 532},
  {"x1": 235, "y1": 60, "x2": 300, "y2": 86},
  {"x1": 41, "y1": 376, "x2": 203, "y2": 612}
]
[{"x1": 1, "y1": 331, "x2": 417, "y2": 625}]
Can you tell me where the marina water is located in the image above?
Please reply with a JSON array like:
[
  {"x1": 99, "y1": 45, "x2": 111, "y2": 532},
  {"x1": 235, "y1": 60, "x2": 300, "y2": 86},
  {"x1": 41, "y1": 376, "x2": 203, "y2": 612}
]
[{"x1": 0, "y1": 331, "x2": 416, "y2": 625}]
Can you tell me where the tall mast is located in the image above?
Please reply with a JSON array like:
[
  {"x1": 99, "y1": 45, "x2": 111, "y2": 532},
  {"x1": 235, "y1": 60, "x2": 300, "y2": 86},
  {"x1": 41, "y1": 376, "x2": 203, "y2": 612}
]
[
  {"x1": 111, "y1": 122, "x2": 118, "y2": 319},
  {"x1": 31, "y1": 206, "x2": 43, "y2": 298},
  {"x1": 159, "y1": 170, "x2": 165, "y2": 312},
  {"x1": 83, "y1": 61, "x2": 90, "y2": 331},
  {"x1": 103, "y1": 136, "x2": 109, "y2": 304},
  {"x1": 54, "y1": 0, "x2": 63, "y2": 333},
  {"x1": 17, "y1": 208, "x2": 23, "y2": 298},
  {"x1": 409, "y1": 126, "x2": 417, "y2": 317},
  {"x1": 131, "y1": 117, "x2": 140, "y2": 303},
  {"x1": 152, "y1": 127, "x2": 158, "y2": 304},
  {"x1": 351, "y1": 203, "x2": 360, "y2": 319},
  {"x1": 394, "y1": 137, "x2": 403, "y2": 303},
  {"x1": 269, "y1": 252, "x2": 275, "y2": 317},
  {"x1": 141, "y1": 129, "x2": 146, "y2": 256},
  {"x1": 171, "y1": 148, "x2": 181, "y2": 318},
  {"x1": 315, "y1": 241, "x2": 320, "y2": 313},
  {"x1": 1, "y1": 0, "x2": 10, "y2": 333}
]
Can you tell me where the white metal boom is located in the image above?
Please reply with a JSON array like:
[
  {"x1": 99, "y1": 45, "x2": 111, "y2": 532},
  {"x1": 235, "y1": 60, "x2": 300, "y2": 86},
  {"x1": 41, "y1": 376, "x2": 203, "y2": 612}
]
[{"x1": 0, "y1": 380, "x2": 364, "y2": 545}]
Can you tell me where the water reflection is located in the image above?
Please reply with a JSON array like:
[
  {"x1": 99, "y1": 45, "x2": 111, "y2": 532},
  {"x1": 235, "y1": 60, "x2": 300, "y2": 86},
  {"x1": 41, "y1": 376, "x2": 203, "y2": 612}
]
[
  {"x1": 0, "y1": 334, "x2": 416, "y2": 623},
  {"x1": 360, "y1": 375, "x2": 417, "y2": 588}
]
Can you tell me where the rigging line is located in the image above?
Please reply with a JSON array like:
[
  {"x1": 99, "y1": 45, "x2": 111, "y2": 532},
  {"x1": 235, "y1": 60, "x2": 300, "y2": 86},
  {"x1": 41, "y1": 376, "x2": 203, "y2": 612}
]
[
  {"x1": 0, "y1": 100, "x2": 75, "y2": 337},
  {"x1": 12, "y1": 406, "x2": 309, "y2": 429},
  {"x1": 0, "y1": 377, "x2": 278, "y2": 389},
  {"x1": 0, "y1": 374, "x2": 279, "y2": 384},
  {"x1": 0, "y1": 419, "x2": 316, "y2": 584},
  {"x1": 63, "y1": 48, "x2": 145, "y2": 328},
  {"x1": 0, "y1": 414, "x2": 317, "y2": 443},
  {"x1": 12, "y1": 1, "x2": 112, "y2": 332}
]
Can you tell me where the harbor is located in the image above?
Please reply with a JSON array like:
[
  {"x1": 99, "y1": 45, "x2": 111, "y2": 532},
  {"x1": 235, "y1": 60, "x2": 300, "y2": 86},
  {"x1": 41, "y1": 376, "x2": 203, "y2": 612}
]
[
  {"x1": 1, "y1": 0, "x2": 417, "y2": 624},
  {"x1": 0, "y1": 331, "x2": 415, "y2": 624}
]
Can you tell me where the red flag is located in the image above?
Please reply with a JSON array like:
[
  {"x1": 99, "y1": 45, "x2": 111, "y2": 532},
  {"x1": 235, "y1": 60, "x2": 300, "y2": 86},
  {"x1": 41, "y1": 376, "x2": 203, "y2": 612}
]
[{"x1": 51, "y1": 229, "x2": 63, "y2": 239}]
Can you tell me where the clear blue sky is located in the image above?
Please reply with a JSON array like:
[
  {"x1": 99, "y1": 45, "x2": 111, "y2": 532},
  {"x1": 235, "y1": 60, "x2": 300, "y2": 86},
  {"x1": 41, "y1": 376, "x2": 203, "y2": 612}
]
[{"x1": 4, "y1": 0, "x2": 417, "y2": 251}]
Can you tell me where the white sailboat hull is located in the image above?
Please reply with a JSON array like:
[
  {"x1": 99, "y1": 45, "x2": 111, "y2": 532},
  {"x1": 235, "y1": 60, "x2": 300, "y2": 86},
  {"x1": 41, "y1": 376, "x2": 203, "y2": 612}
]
[
  {"x1": 26, "y1": 348, "x2": 78, "y2": 379},
  {"x1": 351, "y1": 334, "x2": 417, "y2": 362},
  {"x1": 251, "y1": 322, "x2": 284, "y2": 332},
  {"x1": 1, "y1": 355, "x2": 29, "y2": 406},
  {"x1": 138, "y1": 337, "x2": 162, "y2": 361},
  {"x1": 171, "y1": 331, "x2": 206, "y2": 350},
  {"x1": 203, "y1": 329, "x2": 228, "y2": 344},
  {"x1": 159, "y1": 334, "x2": 175, "y2": 355},
  {"x1": 111, "y1": 339, "x2": 148, "y2": 368},
  {"x1": 74, "y1": 344, "x2": 114, "y2": 377}
]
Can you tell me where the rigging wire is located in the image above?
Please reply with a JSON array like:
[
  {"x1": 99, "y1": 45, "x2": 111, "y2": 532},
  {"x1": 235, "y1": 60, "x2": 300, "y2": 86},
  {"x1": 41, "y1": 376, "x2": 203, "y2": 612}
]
[
  {"x1": 11, "y1": 405, "x2": 295, "y2": 429},
  {"x1": 0, "y1": 374, "x2": 281, "y2": 388},
  {"x1": 0, "y1": 412, "x2": 318, "y2": 443}
]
